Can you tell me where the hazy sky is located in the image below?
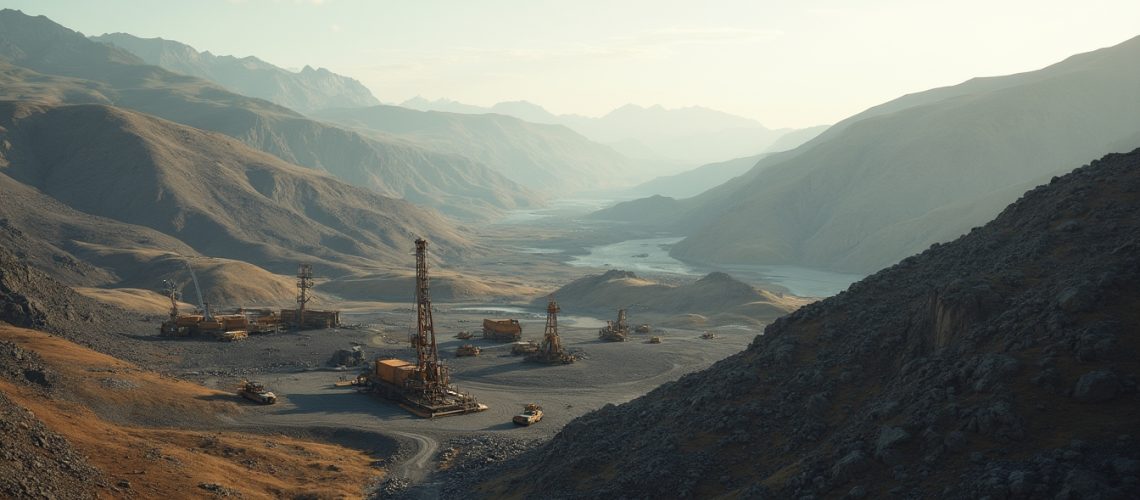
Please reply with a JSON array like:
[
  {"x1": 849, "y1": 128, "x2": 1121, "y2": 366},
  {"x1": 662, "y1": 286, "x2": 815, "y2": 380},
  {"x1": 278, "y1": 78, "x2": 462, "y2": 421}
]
[{"x1": 6, "y1": 0, "x2": 1140, "y2": 127}]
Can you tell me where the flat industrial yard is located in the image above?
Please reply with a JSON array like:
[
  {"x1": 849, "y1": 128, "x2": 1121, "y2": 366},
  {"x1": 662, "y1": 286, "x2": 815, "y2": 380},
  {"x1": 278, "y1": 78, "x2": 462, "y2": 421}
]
[{"x1": 151, "y1": 304, "x2": 758, "y2": 484}]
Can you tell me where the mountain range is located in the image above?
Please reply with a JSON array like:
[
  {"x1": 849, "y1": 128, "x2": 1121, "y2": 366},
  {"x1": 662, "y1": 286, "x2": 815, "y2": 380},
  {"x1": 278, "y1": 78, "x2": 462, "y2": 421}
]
[
  {"x1": 0, "y1": 99, "x2": 472, "y2": 305},
  {"x1": 0, "y1": 9, "x2": 537, "y2": 220},
  {"x1": 88, "y1": 27, "x2": 675, "y2": 194},
  {"x1": 311, "y1": 105, "x2": 645, "y2": 191},
  {"x1": 400, "y1": 97, "x2": 819, "y2": 166},
  {"x1": 91, "y1": 32, "x2": 380, "y2": 113},
  {"x1": 600, "y1": 34, "x2": 1140, "y2": 273}
]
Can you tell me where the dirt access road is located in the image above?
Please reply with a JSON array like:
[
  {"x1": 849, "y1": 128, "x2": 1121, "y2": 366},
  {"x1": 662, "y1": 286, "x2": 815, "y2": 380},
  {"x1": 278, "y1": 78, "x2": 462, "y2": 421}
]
[{"x1": 212, "y1": 305, "x2": 758, "y2": 487}]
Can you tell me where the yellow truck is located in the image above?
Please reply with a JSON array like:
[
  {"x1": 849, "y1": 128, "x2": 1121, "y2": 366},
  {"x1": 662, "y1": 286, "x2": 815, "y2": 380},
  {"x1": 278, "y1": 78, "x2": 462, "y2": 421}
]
[{"x1": 482, "y1": 319, "x2": 522, "y2": 342}]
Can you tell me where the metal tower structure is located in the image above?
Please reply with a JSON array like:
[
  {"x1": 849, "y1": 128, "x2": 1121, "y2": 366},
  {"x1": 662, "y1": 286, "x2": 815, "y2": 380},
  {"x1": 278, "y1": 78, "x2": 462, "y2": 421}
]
[
  {"x1": 616, "y1": 308, "x2": 629, "y2": 333},
  {"x1": 296, "y1": 263, "x2": 314, "y2": 325},
  {"x1": 410, "y1": 238, "x2": 448, "y2": 396},
  {"x1": 529, "y1": 297, "x2": 574, "y2": 364}
]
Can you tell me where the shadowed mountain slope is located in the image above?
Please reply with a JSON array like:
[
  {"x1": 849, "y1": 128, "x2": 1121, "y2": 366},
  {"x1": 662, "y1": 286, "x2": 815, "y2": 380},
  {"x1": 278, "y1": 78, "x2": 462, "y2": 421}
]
[
  {"x1": 600, "y1": 35, "x2": 1140, "y2": 273},
  {"x1": 0, "y1": 9, "x2": 537, "y2": 220},
  {"x1": 93, "y1": 32, "x2": 380, "y2": 113},
  {"x1": 0, "y1": 101, "x2": 472, "y2": 276},
  {"x1": 467, "y1": 148, "x2": 1140, "y2": 498},
  {"x1": 625, "y1": 154, "x2": 766, "y2": 199}
]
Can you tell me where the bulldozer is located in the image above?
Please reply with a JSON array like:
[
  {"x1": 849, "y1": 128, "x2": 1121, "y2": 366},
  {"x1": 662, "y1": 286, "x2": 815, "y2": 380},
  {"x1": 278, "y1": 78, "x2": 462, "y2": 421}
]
[
  {"x1": 635, "y1": 324, "x2": 652, "y2": 334},
  {"x1": 456, "y1": 344, "x2": 481, "y2": 357},
  {"x1": 238, "y1": 381, "x2": 277, "y2": 404},
  {"x1": 511, "y1": 340, "x2": 540, "y2": 355}
]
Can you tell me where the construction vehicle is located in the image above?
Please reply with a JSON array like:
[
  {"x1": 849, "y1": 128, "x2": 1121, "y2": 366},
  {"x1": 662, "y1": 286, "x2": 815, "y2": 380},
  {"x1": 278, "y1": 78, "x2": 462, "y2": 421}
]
[
  {"x1": 329, "y1": 346, "x2": 365, "y2": 367},
  {"x1": 635, "y1": 324, "x2": 651, "y2": 334},
  {"x1": 482, "y1": 319, "x2": 522, "y2": 342},
  {"x1": 512, "y1": 403, "x2": 544, "y2": 426},
  {"x1": 598, "y1": 308, "x2": 630, "y2": 342},
  {"x1": 649, "y1": 336, "x2": 662, "y2": 344},
  {"x1": 158, "y1": 261, "x2": 262, "y2": 341},
  {"x1": 239, "y1": 381, "x2": 277, "y2": 404},
  {"x1": 526, "y1": 298, "x2": 574, "y2": 364},
  {"x1": 455, "y1": 331, "x2": 473, "y2": 340},
  {"x1": 217, "y1": 330, "x2": 248, "y2": 342},
  {"x1": 511, "y1": 340, "x2": 540, "y2": 356},
  {"x1": 361, "y1": 238, "x2": 487, "y2": 418},
  {"x1": 700, "y1": 331, "x2": 719, "y2": 339},
  {"x1": 234, "y1": 308, "x2": 282, "y2": 334},
  {"x1": 456, "y1": 344, "x2": 481, "y2": 357}
]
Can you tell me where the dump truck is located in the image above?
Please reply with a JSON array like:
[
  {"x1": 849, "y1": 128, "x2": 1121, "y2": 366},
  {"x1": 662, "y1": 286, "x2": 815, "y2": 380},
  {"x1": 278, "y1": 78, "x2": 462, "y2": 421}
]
[
  {"x1": 482, "y1": 319, "x2": 522, "y2": 342},
  {"x1": 649, "y1": 336, "x2": 662, "y2": 344},
  {"x1": 511, "y1": 340, "x2": 540, "y2": 355},
  {"x1": 455, "y1": 331, "x2": 473, "y2": 340},
  {"x1": 513, "y1": 403, "x2": 544, "y2": 426},
  {"x1": 700, "y1": 331, "x2": 719, "y2": 339},
  {"x1": 239, "y1": 381, "x2": 277, "y2": 404},
  {"x1": 456, "y1": 344, "x2": 481, "y2": 357}
]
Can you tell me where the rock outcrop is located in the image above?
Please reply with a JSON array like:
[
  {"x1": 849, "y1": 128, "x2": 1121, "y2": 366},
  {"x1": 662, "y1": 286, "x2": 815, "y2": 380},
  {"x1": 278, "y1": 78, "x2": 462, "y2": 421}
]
[{"x1": 466, "y1": 148, "x2": 1140, "y2": 498}]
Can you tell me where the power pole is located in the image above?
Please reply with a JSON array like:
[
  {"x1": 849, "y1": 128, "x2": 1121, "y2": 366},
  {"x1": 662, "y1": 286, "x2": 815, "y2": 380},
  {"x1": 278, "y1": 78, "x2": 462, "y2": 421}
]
[{"x1": 297, "y1": 263, "x2": 313, "y2": 326}]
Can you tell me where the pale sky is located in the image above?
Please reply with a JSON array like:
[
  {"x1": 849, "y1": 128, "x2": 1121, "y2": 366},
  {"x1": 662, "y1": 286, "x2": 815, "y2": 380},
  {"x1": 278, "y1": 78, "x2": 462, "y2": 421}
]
[{"x1": 5, "y1": 0, "x2": 1139, "y2": 128}]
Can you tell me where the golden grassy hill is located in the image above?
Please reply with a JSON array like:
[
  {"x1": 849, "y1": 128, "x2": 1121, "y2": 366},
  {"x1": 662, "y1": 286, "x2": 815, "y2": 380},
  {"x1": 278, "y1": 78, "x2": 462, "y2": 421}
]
[{"x1": 0, "y1": 324, "x2": 381, "y2": 498}]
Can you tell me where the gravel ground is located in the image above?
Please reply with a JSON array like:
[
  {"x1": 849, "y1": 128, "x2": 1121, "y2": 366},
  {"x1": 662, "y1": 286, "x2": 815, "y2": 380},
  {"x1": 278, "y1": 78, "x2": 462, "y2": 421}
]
[{"x1": 160, "y1": 305, "x2": 762, "y2": 495}]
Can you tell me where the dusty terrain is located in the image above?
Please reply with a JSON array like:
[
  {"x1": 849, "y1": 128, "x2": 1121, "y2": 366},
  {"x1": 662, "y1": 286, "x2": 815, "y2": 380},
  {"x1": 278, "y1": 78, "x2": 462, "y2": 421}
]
[
  {"x1": 141, "y1": 302, "x2": 761, "y2": 491},
  {"x1": 0, "y1": 325, "x2": 386, "y2": 499}
]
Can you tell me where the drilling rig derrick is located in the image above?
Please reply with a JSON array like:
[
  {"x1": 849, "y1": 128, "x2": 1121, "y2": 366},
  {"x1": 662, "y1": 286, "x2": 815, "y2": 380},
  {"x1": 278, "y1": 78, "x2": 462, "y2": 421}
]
[
  {"x1": 363, "y1": 238, "x2": 487, "y2": 417},
  {"x1": 527, "y1": 297, "x2": 575, "y2": 364}
]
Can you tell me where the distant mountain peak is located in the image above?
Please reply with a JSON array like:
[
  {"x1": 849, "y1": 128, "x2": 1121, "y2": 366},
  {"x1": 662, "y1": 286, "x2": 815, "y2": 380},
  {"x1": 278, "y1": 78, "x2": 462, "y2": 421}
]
[{"x1": 90, "y1": 32, "x2": 379, "y2": 113}]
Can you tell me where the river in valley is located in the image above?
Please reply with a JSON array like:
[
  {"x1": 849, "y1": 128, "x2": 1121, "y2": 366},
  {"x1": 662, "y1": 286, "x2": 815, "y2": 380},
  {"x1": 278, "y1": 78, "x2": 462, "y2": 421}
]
[
  {"x1": 566, "y1": 236, "x2": 863, "y2": 298},
  {"x1": 494, "y1": 200, "x2": 864, "y2": 298}
]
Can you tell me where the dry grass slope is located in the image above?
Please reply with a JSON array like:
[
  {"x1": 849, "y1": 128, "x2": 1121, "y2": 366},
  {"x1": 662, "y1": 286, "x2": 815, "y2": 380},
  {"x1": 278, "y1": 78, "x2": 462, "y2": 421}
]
[{"x1": 0, "y1": 324, "x2": 381, "y2": 499}]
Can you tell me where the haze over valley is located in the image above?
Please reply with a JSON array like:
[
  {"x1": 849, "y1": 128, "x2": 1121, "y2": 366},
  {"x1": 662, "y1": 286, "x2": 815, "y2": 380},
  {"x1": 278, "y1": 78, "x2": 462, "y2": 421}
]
[{"x1": 1, "y1": 2, "x2": 1138, "y2": 498}]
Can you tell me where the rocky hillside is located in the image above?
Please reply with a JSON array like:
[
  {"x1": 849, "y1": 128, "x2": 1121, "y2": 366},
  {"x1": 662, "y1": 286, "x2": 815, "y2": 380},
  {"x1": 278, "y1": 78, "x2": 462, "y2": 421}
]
[
  {"x1": 0, "y1": 9, "x2": 538, "y2": 220},
  {"x1": 0, "y1": 101, "x2": 473, "y2": 275},
  {"x1": 0, "y1": 344, "x2": 105, "y2": 499},
  {"x1": 465, "y1": 149, "x2": 1140, "y2": 498},
  {"x1": 93, "y1": 33, "x2": 380, "y2": 113}
]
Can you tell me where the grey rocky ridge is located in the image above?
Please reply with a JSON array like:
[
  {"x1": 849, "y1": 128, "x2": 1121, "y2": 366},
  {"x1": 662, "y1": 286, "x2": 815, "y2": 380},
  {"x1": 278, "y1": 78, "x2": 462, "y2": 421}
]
[
  {"x1": 91, "y1": 33, "x2": 380, "y2": 113},
  {"x1": 451, "y1": 148, "x2": 1140, "y2": 498}
]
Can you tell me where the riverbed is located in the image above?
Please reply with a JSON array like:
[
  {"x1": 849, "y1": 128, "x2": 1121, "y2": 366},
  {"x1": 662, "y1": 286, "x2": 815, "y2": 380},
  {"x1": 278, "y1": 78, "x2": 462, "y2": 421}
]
[{"x1": 566, "y1": 236, "x2": 862, "y2": 297}]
